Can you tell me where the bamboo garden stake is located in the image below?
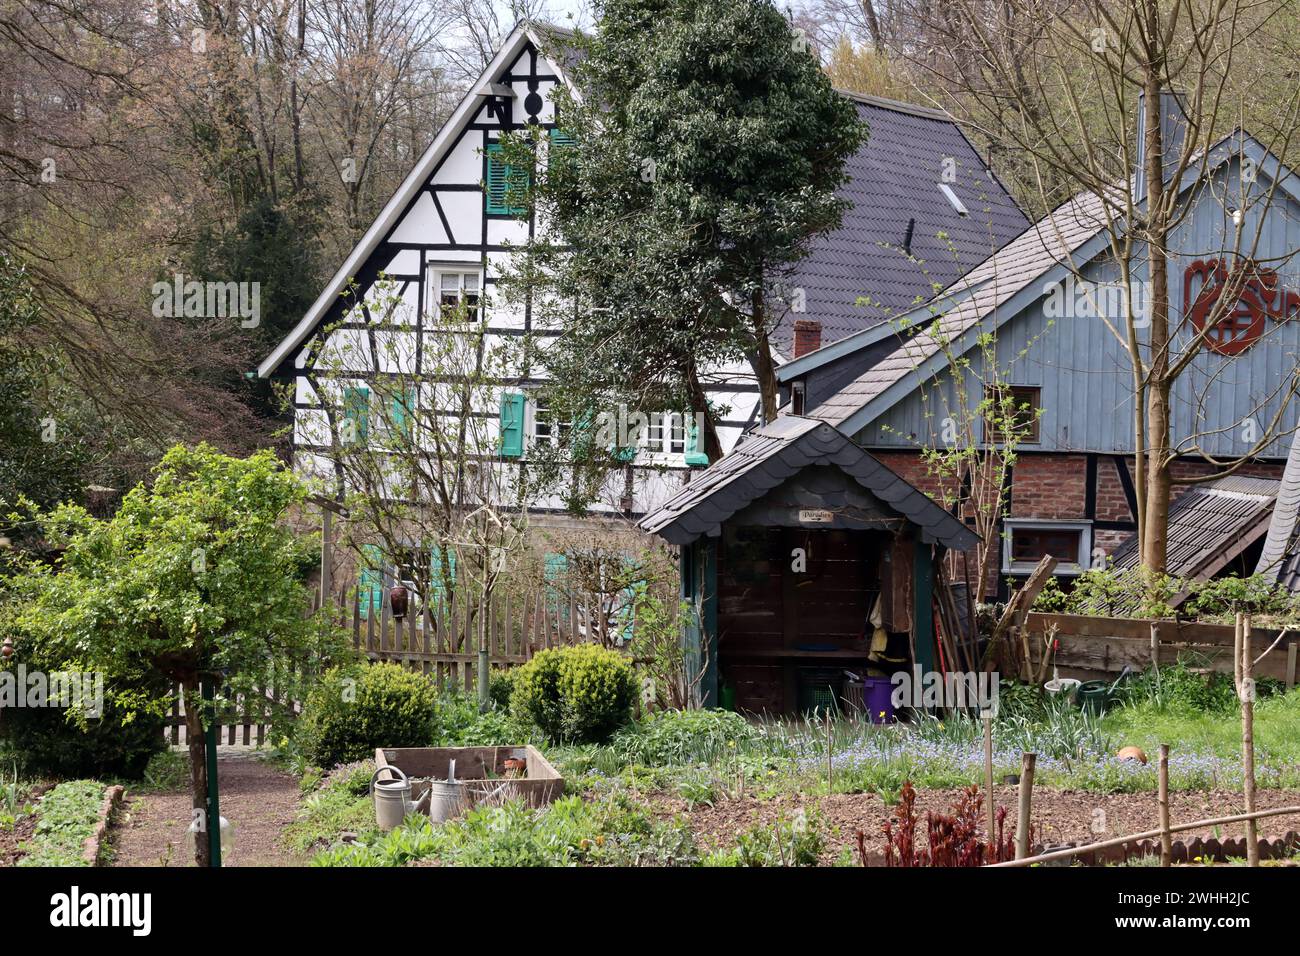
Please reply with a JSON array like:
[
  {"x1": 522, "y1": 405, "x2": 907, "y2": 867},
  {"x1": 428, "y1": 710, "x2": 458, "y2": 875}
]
[
  {"x1": 1240, "y1": 613, "x2": 1260, "y2": 866},
  {"x1": 1158, "y1": 744, "x2": 1172, "y2": 867},
  {"x1": 984, "y1": 715, "x2": 995, "y2": 844}
]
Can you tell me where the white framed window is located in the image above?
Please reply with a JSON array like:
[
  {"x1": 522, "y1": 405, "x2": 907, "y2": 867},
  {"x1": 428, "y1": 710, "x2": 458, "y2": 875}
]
[
  {"x1": 669, "y1": 412, "x2": 686, "y2": 454},
  {"x1": 1001, "y1": 519, "x2": 1092, "y2": 576},
  {"x1": 639, "y1": 412, "x2": 686, "y2": 455},
  {"x1": 428, "y1": 266, "x2": 482, "y2": 322},
  {"x1": 531, "y1": 396, "x2": 571, "y2": 445}
]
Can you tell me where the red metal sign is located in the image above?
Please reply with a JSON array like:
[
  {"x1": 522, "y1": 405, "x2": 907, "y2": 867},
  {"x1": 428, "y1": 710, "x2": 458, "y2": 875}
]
[{"x1": 1184, "y1": 258, "x2": 1300, "y2": 355}]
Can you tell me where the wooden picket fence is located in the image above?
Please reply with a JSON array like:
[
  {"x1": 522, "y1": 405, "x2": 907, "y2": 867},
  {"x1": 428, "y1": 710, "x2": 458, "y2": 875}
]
[
  {"x1": 347, "y1": 585, "x2": 604, "y2": 691},
  {"x1": 165, "y1": 584, "x2": 615, "y2": 746}
]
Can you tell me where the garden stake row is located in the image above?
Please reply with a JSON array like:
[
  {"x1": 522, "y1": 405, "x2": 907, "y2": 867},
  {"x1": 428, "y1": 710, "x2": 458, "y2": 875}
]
[{"x1": 989, "y1": 805, "x2": 1300, "y2": 867}]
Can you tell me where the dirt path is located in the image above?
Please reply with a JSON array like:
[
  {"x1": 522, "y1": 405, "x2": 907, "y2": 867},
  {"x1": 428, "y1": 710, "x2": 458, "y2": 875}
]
[
  {"x1": 655, "y1": 787, "x2": 1300, "y2": 865},
  {"x1": 112, "y1": 752, "x2": 306, "y2": 867}
]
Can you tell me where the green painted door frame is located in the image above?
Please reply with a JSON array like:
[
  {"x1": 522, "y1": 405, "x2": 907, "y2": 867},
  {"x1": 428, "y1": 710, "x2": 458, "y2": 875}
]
[
  {"x1": 912, "y1": 539, "x2": 936, "y2": 677},
  {"x1": 680, "y1": 539, "x2": 719, "y2": 707}
]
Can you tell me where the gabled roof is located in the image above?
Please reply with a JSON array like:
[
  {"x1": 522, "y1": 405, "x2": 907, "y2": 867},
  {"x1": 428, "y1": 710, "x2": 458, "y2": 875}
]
[
  {"x1": 637, "y1": 415, "x2": 980, "y2": 549},
  {"x1": 1111, "y1": 475, "x2": 1278, "y2": 581},
  {"x1": 257, "y1": 27, "x2": 1026, "y2": 379},
  {"x1": 804, "y1": 129, "x2": 1300, "y2": 436},
  {"x1": 256, "y1": 22, "x2": 573, "y2": 380},
  {"x1": 772, "y1": 93, "x2": 1028, "y2": 355}
]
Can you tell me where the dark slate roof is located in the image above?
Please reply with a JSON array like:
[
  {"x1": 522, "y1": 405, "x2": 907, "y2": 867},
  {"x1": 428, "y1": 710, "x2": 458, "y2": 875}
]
[
  {"x1": 772, "y1": 93, "x2": 1029, "y2": 356},
  {"x1": 637, "y1": 415, "x2": 980, "y2": 549},
  {"x1": 532, "y1": 22, "x2": 583, "y2": 74},
  {"x1": 1112, "y1": 475, "x2": 1278, "y2": 580}
]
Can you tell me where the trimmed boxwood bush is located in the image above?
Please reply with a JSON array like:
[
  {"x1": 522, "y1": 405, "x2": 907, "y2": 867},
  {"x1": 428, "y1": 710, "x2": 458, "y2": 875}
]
[
  {"x1": 296, "y1": 662, "x2": 438, "y2": 769},
  {"x1": 510, "y1": 645, "x2": 636, "y2": 743}
]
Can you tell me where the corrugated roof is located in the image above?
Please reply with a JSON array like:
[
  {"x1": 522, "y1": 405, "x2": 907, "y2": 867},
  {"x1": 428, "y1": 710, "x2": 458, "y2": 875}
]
[
  {"x1": 1112, "y1": 475, "x2": 1278, "y2": 580},
  {"x1": 637, "y1": 415, "x2": 979, "y2": 549},
  {"x1": 773, "y1": 93, "x2": 1029, "y2": 355}
]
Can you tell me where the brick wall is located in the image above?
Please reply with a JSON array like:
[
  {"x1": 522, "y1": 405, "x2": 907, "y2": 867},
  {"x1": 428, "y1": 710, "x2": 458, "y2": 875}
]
[{"x1": 865, "y1": 447, "x2": 1286, "y2": 598}]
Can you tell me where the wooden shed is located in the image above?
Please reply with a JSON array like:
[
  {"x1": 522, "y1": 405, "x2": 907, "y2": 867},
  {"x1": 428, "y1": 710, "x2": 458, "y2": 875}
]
[{"x1": 638, "y1": 415, "x2": 979, "y2": 714}]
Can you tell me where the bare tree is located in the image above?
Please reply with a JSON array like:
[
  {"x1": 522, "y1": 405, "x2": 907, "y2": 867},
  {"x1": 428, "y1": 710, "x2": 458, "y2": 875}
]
[{"x1": 885, "y1": 0, "x2": 1300, "y2": 573}]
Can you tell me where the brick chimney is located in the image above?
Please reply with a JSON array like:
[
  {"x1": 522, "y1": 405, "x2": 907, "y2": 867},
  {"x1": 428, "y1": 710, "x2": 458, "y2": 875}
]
[{"x1": 792, "y1": 319, "x2": 822, "y2": 359}]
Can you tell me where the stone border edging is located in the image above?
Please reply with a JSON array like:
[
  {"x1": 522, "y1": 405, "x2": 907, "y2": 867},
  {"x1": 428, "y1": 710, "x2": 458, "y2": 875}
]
[{"x1": 82, "y1": 784, "x2": 124, "y2": 866}]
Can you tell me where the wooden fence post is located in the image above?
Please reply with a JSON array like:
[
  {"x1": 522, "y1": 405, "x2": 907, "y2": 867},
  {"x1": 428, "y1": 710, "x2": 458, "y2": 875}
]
[
  {"x1": 1158, "y1": 743, "x2": 1172, "y2": 867},
  {"x1": 1015, "y1": 752, "x2": 1036, "y2": 860},
  {"x1": 1240, "y1": 613, "x2": 1260, "y2": 867},
  {"x1": 983, "y1": 715, "x2": 995, "y2": 845}
]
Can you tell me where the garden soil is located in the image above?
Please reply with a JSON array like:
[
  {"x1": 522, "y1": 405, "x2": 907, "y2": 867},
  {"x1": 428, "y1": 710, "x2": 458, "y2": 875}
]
[{"x1": 654, "y1": 787, "x2": 1300, "y2": 865}]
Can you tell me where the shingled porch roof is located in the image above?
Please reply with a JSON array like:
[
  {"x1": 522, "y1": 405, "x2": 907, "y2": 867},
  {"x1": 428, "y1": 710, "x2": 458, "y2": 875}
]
[{"x1": 637, "y1": 416, "x2": 979, "y2": 549}]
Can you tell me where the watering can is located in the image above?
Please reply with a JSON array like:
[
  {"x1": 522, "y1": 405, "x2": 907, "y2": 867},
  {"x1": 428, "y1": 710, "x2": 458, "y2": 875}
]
[{"x1": 371, "y1": 765, "x2": 431, "y2": 831}]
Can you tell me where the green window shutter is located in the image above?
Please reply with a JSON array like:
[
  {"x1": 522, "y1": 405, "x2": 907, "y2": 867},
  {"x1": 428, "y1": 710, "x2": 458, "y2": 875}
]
[
  {"x1": 429, "y1": 547, "x2": 457, "y2": 612},
  {"x1": 499, "y1": 392, "x2": 525, "y2": 458},
  {"x1": 343, "y1": 386, "x2": 370, "y2": 443},
  {"x1": 685, "y1": 412, "x2": 709, "y2": 466},
  {"x1": 544, "y1": 552, "x2": 568, "y2": 619},
  {"x1": 392, "y1": 387, "x2": 415, "y2": 438},
  {"x1": 548, "y1": 127, "x2": 576, "y2": 149},
  {"x1": 358, "y1": 544, "x2": 384, "y2": 619},
  {"x1": 485, "y1": 143, "x2": 527, "y2": 215}
]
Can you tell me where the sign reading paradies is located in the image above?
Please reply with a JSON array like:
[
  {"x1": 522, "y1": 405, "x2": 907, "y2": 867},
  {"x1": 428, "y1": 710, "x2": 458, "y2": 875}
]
[
  {"x1": 798, "y1": 509, "x2": 834, "y2": 524},
  {"x1": 1184, "y1": 258, "x2": 1300, "y2": 355}
]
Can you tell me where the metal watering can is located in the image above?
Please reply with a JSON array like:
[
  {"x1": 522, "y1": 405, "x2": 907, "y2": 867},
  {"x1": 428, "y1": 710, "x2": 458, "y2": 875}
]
[{"x1": 371, "y1": 765, "x2": 431, "y2": 831}]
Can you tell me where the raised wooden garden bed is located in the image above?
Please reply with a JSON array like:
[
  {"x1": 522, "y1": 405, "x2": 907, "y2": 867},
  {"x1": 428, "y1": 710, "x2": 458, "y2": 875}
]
[
  {"x1": 1024, "y1": 612, "x2": 1299, "y2": 686},
  {"x1": 374, "y1": 745, "x2": 564, "y2": 811}
]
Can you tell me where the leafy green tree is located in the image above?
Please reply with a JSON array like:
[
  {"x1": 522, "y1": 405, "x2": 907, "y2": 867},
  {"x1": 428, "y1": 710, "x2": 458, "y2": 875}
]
[
  {"x1": 2, "y1": 444, "x2": 344, "y2": 865},
  {"x1": 503, "y1": 0, "x2": 867, "y2": 462}
]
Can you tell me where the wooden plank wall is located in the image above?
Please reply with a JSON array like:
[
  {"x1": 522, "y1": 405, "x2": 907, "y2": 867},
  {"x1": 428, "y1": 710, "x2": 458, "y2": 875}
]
[{"x1": 1025, "y1": 612, "x2": 1300, "y2": 686}]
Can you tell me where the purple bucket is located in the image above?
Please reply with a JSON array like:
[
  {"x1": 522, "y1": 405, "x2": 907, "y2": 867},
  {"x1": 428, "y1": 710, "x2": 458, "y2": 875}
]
[{"x1": 863, "y1": 677, "x2": 895, "y2": 724}]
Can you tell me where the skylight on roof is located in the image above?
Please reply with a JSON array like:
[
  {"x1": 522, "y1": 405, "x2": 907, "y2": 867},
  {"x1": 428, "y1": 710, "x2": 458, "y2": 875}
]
[{"x1": 938, "y1": 183, "x2": 969, "y2": 217}]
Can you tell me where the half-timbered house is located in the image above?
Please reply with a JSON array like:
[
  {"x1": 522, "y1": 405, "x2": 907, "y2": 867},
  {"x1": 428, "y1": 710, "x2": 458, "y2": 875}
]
[{"x1": 256, "y1": 21, "x2": 1026, "y2": 603}]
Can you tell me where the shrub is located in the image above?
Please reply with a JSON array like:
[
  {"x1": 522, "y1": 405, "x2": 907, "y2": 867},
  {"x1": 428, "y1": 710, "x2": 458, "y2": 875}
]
[
  {"x1": 296, "y1": 663, "x2": 438, "y2": 769},
  {"x1": 488, "y1": 670, "x2": 517, "y2": 710},
  {"x1": 0, "y1": 692, "x2": 166, "y2": 781},
  {"x1": 611, "y1": 708, "x2": 758, "y2": 766},
  {"x1": 510, "y1": 645, "x2": 636, "y2": 743},
  {"x1": 1183, "y1": 574, "x2": 1297, "y2": 620}
]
